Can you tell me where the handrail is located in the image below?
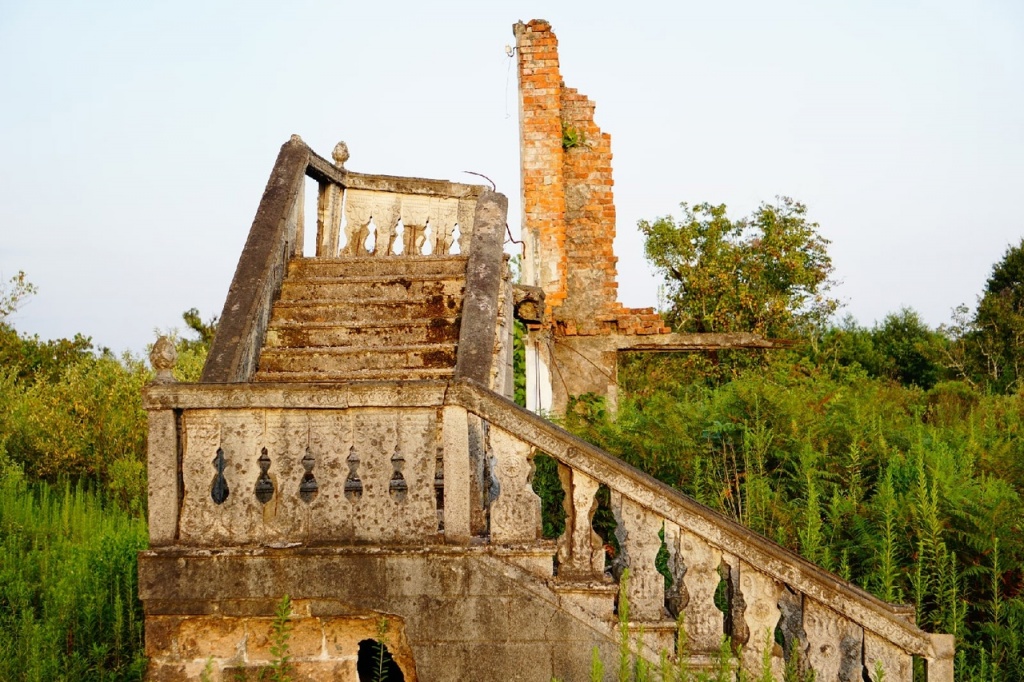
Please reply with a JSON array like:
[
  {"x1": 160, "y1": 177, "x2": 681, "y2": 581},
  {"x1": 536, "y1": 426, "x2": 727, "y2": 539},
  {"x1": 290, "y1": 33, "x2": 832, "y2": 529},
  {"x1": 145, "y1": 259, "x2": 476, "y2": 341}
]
[
  {"x1": 146, "y1": 376, "x2": 941, "y2": 659},
  {"x1": 445, "y1": 377, "x2": 942, "y2": 659}
]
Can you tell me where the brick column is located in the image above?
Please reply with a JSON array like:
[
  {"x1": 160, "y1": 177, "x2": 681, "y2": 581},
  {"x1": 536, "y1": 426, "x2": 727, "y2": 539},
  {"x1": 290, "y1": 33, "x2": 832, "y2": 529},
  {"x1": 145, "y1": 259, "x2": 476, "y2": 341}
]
[{"x1": 515, "y1": 20, "x2": 567, "y2": 312}]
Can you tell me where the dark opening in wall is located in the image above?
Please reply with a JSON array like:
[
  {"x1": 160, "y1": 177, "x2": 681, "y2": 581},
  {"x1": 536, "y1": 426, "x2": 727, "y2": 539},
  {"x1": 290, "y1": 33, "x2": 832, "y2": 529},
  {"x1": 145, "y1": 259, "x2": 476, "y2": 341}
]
[{"x1": 357, "y1": 638, "x2": 404, "y2": 682}]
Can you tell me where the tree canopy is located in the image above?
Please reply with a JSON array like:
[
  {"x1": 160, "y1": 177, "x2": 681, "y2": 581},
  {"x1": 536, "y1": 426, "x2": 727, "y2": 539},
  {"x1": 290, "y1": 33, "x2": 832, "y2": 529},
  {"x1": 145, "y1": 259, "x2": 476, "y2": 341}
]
[{"x1": 638, "y1": 198, "x2": 837, "y2": 338}]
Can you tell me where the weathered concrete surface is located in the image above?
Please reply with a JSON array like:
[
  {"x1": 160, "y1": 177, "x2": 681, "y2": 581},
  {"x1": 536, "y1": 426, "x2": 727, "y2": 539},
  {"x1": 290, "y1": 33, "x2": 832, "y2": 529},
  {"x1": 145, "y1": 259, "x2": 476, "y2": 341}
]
[
  {"x1": 139, "y1": 547, "x2": 625, "y2": 682},
  {"x1": 454, "y1": 189, "x2": 508, "y2": 387},
  {"x1": 147, "y1": 409, "x2": 179, "y2": 547},
  {"x1": 146, "y1": 613, "x2": 415, "y2": 682},
  {"x1": 176, "y1": 407, "x2": 441, "y2": 546}
]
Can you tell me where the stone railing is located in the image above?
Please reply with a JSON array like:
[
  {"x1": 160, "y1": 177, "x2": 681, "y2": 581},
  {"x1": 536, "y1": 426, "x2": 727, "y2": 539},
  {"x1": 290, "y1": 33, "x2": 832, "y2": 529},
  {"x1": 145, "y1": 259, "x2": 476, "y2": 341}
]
[
  {"x1": 145, "y1": 377, "x2": 953, "y2": 681},
  {"x1": 201, "y1": 136, "x2": 487, "y2": 384}
]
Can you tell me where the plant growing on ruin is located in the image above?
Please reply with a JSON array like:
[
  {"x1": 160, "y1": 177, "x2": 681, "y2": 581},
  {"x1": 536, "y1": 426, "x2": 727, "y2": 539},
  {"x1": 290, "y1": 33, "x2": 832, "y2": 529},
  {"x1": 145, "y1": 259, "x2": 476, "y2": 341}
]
[
  {"x1": 562, "y1": 123, "x2": 587, "y2": 149},
  {"x1": 265, "y1": 595, "x2": 293, "y2": 682},
  {"x1": 372, "y1": 617, "x2": 392, "y2": 682}
]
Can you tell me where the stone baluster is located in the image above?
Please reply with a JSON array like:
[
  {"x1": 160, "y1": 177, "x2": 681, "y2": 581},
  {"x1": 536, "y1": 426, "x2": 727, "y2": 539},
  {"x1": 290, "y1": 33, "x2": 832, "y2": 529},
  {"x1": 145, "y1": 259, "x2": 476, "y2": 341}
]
[
  {"x1": 432, "y1": 201, "x2": 459, "y2": 256},
  {"x1": 399, "y1": 196, "x2": 430, "y2": 255},
  {"x1": 675, "y1": 527, "x2": 724, "y2": 653},
  {"x1": 611, "y1": 493, "x2": 665, "y2": 621},
  {"x1": 803, "y1": 598, "x2": 864, "y2": 682},
  {"x1": 864, "y1": 630, "x2": 913, "y2": 682},
  {"x1": 555, "y1": 463, "x2": 604, "y2": 580},
  {"x1": 738, "y1": 561, "x2": 784, "y2": 679},
  {"x1": 663, "y1": 521, "x2": 687, "y2": 618},
  {"x1": 342, "y1": 192, "x2": 372, "y2": 257},
  {"x1": 487, "y1": 426, "x2": 541, "y2": 543}
]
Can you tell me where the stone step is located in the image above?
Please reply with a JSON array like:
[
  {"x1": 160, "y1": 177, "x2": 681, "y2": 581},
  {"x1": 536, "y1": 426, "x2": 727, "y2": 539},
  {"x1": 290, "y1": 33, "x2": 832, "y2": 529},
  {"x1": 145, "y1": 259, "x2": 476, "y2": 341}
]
[
  {"x1": 269, "y1": 295, "x2": 461, "y2": 325},
  {"x1": 257, "y1": 343, "x2": 457, "y2": 375},
  {"x1": 287, "y1": 255, "x2": 468, "y2": 280},
  {"x1": 253, "y1": 366, "x2": 455, "y2": 383},
  {"x1": 265, "y1": 318, "x2": 460, "y2": 349},
  {"x1": 278, "y1": 276, "x2": 464, "y2": 303}
]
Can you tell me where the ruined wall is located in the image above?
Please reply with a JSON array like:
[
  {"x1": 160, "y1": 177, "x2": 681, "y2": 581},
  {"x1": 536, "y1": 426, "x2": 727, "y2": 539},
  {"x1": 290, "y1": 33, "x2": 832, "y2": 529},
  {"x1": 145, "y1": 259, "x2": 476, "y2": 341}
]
[
  {"x1": 514, "y1": 19, "x2": 667, "y2": 337},
  {"x1": 140, "y1": 548, "x2": 624, "y2": 682}
]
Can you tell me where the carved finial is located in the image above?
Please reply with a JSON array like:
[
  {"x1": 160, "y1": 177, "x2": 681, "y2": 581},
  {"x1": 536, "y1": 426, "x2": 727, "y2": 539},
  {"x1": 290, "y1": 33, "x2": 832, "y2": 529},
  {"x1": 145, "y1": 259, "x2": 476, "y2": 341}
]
[
  {"x1": 332, "y1": 141, "x2": 350, "y2": 168},
  {"x1": 150, "y1": 336, "x2": 178, "y2": 384}
]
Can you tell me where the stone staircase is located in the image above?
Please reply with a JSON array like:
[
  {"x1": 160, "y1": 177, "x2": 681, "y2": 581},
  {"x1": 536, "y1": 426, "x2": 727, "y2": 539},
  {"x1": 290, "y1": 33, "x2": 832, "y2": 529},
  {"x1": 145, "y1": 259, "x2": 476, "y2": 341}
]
[
  {"x1": 141, "y1": 138, "x2": 954, "y2": 681},
  {"x1": 255, "y1": 255, "x2": 466, "y2": 383}
]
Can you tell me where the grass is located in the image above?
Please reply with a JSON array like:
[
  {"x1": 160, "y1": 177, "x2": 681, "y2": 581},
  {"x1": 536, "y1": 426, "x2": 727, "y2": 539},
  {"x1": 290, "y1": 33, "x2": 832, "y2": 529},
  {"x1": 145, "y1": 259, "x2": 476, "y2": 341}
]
[{"x1": 0, "y1": 473, "x2": 147, "y2": 681}]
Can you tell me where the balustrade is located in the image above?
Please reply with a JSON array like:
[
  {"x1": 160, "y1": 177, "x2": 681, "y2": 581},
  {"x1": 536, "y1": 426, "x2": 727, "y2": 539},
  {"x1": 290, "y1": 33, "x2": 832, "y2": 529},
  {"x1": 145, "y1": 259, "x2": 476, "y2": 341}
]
[{"x1": 147, "y1": 375, "x2": 954, "y2": 681}]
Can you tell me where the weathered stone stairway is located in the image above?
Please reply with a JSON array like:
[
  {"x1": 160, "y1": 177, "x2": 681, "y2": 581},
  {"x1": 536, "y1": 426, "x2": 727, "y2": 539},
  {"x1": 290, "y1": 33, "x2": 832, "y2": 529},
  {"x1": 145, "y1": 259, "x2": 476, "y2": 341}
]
[
  {"x1": 140, "y1": 138, "x2": 954, "y2": 681},
  {"x1": 255, "y1": 256, "x2": 466, "y2": 383}
]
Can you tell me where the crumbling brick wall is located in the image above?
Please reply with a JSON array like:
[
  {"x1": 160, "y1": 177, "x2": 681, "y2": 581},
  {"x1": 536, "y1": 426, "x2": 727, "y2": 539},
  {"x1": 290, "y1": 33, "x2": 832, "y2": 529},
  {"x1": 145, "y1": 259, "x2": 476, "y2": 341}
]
[{"x1": 515, "y1": 20, "x2": 668, "y2": 337}]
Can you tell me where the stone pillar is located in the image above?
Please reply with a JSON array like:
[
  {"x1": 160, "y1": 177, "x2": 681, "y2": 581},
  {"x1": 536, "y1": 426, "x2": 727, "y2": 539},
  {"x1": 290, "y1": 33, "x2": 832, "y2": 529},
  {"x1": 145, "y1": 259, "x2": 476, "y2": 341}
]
[
  {"x1": 147, "y1": 409, "x2": 179, "y2": 546},
  {"x1": 441, "y1": 405, "x2": 471, "y2": 543}
]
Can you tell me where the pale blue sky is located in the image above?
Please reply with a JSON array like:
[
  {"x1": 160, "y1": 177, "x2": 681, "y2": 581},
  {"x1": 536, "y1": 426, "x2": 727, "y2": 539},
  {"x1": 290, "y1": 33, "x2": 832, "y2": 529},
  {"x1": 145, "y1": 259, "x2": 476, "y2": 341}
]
[{"x1": 1, "y1": 1, "x2": 1022, "y2": 352}]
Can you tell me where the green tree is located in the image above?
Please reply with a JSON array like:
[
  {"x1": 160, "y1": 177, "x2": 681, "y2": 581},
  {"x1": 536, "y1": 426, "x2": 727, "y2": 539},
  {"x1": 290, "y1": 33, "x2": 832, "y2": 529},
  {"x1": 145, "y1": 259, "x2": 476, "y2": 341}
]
[
  {"x1": 639, "y1": 197, "x2": 837, "y2": 338},
  {"x1": 941, "y1": 240, "x2": 1024, "y2": 393},
  {"x1": 970, "y1": 240, "x2": 1024, "y2": 392},
  {"x1": 0, "y1": 270, "x2": 37, "y2": 320}
]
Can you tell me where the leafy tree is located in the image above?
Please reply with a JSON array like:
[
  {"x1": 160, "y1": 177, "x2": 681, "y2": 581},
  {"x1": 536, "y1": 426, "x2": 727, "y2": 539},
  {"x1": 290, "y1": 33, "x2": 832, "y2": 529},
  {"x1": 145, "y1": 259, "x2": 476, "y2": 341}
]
[
  {"x1": 971, "y1": 240, "x2": 1024, "y2": 392},
  {"x1": 0, "y1": 270, "x2": 37, "y2": 320},
  {"x1": 181, "y1": 307, "x2": 218, "y2": 351},
  {"x1": 816, "y1": 309, "x2": 947, "y2": 389},
  {"x1": 941, "y1": 240, "x2": 1024, "y2": 393},
  {"x1": 638, "y1": 197, "x2": 837, "y2": 338}
]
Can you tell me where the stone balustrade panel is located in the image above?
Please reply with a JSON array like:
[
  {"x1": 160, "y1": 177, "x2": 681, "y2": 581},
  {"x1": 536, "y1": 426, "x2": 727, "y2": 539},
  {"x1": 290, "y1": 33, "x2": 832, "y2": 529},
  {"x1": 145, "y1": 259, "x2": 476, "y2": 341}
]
[
  {"x1": 611, "y1": 494, "x2": 665, "y2": 622},
  {"x1": 675, "y1": 526, "x2": 725, "y2": 653},
  {"x1": 177, "y1": 408, "x2": 439, "y2": 546},
  {"x1": 340, "y1": 189, "x2": 469, "y2": 257},
  {"x1": 487, "y1": 425, "x2": 542, "y2": 543},
  {"x1": 804, "y1": 598, "x2": 865, "y2": 682}
]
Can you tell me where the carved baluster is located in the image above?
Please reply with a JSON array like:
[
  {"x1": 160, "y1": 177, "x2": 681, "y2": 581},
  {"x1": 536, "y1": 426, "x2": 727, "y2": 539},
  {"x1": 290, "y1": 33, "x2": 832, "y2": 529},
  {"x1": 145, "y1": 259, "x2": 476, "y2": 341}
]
[
  {"x1": 343, "y1": 192, "x2": 372, "y2": 257},
  {"x1": 555, "y1": 463, "x2": 604, "y2": 580},
  {"x1": 433, "y1": 199, "x2": 459, "y2": 256},
  {"x1": 804, "y1": 599, "x2": 864, "y2": 682},
  {"x1": 611, "y1": 494, "x2": 665, "y2": 621},
  {"x1": 738, "y1": 561, "x2": 784, "y2": 679},
  {"x1": 487, "y1": 426, "x2": 541, "y2": 543},
  {"x1": 676, "y1": 528, "x2": 724, "y2": 653},
  {"x1": 400, "y1": 196, "x2": 431, "y2": 255},
  {"x1": 864, "y1": 630, "x2": 912, "y2": 682},
  {"x1": 372, "y1": 204, "x2": 397, "y2": 258},
  {"x1": 662, "y1": 521, "x2": 686, "y2": 618}
]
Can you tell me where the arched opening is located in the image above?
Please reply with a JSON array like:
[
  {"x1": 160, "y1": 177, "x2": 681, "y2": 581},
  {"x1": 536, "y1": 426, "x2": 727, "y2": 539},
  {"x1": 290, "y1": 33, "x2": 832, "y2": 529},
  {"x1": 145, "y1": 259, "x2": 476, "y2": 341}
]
[{"x1": 357, "y1": 638, "x2": 404, "y2": 682}]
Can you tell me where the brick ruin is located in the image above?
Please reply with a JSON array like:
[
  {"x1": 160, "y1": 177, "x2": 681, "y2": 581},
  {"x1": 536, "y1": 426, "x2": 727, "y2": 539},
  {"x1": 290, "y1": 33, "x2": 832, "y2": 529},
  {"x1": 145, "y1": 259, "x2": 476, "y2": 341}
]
[
  {"x1": 514, "y1": 20, "x2": 783, "y2": 415},
  {"x1": 136, "y1": 20, "x2": 954, "y2": 682}
]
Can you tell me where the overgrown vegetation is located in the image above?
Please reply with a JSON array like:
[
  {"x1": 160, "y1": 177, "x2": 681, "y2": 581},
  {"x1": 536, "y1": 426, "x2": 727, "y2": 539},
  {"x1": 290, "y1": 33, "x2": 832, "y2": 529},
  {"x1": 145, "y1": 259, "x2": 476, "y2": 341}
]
[
  {"x1": 0, "y1": 475, "x2": 147, "y2": 680},
  {"x1": 0, "y1": 272, "x2": 213, "y2": 680},
  {"x1": 544, "y1": 222, "x2": 1024, "y2": 680}
]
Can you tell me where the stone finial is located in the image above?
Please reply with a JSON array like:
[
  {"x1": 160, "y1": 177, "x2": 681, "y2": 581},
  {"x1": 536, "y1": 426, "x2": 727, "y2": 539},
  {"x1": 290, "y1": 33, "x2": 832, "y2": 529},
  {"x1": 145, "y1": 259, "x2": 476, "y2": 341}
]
[
  {"x1": 150, "y1": 336, "x2": 178, "y2": 384},
  {"x1": 332, "y1": 141, "x2": 350, "y2": 168}
]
